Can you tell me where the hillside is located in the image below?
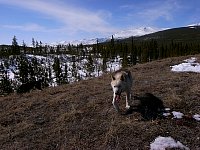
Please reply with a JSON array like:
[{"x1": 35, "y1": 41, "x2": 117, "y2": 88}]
[
  {"x1": 0, "y1": 55, "x2": 200, "y2": 149},
  {"x1": 124, "y1": 26, "x2": 200, "y2": 43}
]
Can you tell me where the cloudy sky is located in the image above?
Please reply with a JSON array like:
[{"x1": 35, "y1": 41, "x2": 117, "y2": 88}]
[{"x1": 0, "y1": 0, "x2": 199, "y2": 45}]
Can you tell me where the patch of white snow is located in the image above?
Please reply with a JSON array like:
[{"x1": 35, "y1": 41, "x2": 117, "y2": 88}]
[
  {"x1": 172, "y1": 111, "x2": 184, "y2": 119},
  {"x1": 150, "y1": 136, "x2": 189, "y2": 150},
  {"x1": 163, "y1": 113, "x2": 171, "y2": 117},
  {"x1": 165, "y1": 108, "x2": 171, "y2": 111},
  {"x1": 171, "y1": 57, "x2": 200, "y2": 73},
  {"x1": 193, "y1": 114, "x2": 200, "y2": 121}
]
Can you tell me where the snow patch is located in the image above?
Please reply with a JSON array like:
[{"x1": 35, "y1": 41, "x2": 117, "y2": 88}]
[
  {"x1": 162, "y1": 107, "x2": 200, "y2": 122},
  {"x1": 193, "y1": 114, "x2": 200, "y2": 121},
  {"x1": 8, "y1": 70, "x2": 15, "y2": 80},
  {"x1": 171, "y1": 57, "x2": 200, "y2": 73},
  {"x1": 150, "y1": 136, "x2": 189, "y2": 150},
  {"x1": 165, "y1": 108, "x2": 171, "y2": 111},
  {"x1": 163, "y1": 113, "x2": 171, "y2": 117},
  {"x1": 172, "y1": 111, "x2": 184, "y2": 119}
]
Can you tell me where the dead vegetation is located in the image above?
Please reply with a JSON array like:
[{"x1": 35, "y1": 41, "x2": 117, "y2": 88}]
[{"x1": 0, "y1": 55, "x2": 200, "y2": 149}]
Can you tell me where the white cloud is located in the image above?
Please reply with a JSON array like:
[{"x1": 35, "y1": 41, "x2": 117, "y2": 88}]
[
  {"x1": 137, "y1": 2, "x2": 177, "y2": 21},
  {"x1": 121, "y1": 0, "x2": 181, "y2": 23},
  {"x1": 2, "y1": 23, "x2": 45, "y2": 32},
  {"x1": 0, "y1": 0, "x2": 118, "y2": 35}
]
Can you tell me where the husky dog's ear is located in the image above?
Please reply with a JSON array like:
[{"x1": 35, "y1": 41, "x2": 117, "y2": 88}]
[
  {"x1": 120, "y1": 74, "x2": 125, "y2": 81},
  {"x1": 111, "y1": 75, "x2": 115, "y2": 80}
]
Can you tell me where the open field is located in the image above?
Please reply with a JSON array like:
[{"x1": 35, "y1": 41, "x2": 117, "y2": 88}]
[{"x1": 0, "y1": 54, "x2": 200, "y2": 149}]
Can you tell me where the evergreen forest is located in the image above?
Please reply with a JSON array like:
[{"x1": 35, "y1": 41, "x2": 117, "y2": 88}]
[{"x1": 1, "y1": 26, "x2": 200, "y2": 95}]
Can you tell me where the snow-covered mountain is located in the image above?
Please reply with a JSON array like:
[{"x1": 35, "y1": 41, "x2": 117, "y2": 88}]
[
  {"x1": 51, "y1": 37, "x2": 108, "y2": 46},
  {"x1": 52, "y1": 27, "x2": 160, "y2": 46},
  {"x1": 187, "y1": 23, "x2": 200, "y2": 29},
  {"x1": 187, "y1": 23, "x2": 200, "y2": 27},
  {"x1": 112, "y1": 27, "x2": 158, "y2": 39}
]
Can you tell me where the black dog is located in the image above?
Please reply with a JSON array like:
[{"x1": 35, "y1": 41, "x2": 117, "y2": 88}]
[{"x1": 17, "y1": 80, "x2": 42, "y2": 93}]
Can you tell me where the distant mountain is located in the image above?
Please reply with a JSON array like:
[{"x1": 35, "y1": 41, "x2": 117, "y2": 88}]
[
  {"x1": 52, "y1": 27, "x2": 161, "y2": 46},
  {"x1": 187, "y1": 23, "x2": 200, "y2": 27},
  {"x1": 112, "y1": 27, "x2": 159, "y2": 39},
  {"x1": 122, "y1": 26, "x2": 200, "y2": 43},
  {"x1": 50, "y1": 37, "x2": 109, "y2": 46}
]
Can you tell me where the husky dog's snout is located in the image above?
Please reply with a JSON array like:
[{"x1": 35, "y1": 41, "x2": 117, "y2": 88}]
[
  {"x1": 115, "y1": 91, "x2": 121, "y2": 95},
  {"x1": 113, "y1": 85, "x2": 122, "y2": 95}
]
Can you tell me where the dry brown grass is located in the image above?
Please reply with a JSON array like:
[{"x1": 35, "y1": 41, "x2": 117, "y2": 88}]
[{"x1": 0, "y1": 54, "x2": 200, "y2": 149}]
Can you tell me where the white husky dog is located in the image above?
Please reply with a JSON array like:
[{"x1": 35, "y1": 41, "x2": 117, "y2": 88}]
[{"x1": 111, "y1": 69, "x2": 133, "y2": 113}]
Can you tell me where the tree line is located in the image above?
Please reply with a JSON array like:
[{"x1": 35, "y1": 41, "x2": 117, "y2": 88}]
[
  {"x1": 0, "y1": 36, "x2": 85, "y2": 57},
  {"x1": 1, "y1": 35, "x2": 200, "y2": 95},
  {"x1": 0, "y1": 36, "x2": 103, "y2": 95},
  {"x1": 94, "y1": 36, "x2": 200, "y2": 67}
]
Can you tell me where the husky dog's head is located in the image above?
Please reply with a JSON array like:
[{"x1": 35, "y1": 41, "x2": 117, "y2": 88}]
[{"x1": 111, "y1": 72, "x2": 127, "y2": 101}]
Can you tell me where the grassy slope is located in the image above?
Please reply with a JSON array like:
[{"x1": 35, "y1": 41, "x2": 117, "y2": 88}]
[{"x1": 0, "y1": 54, "x2": 200, "y2": 150}]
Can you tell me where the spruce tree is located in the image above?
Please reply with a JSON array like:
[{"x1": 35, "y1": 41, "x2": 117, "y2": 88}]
[
  {"x1": 53, "y1": 57, "x2": 62, "y2": 85},
  {"x1": 12, "y1": 36, "x2": 20, "y2": 55},
  {"x1": 85, "y1": 54, "x2": 94, "y2": 77},
  {"x1": 32, "y1": 38, "x2": 35, "y2": 48},
  {"x1": 18, "y1": 56, "x2": 29, "y2": 83},
  {"x1": 39, "y1": 41, "x2": 43, "y2": 54},
  {"x1": 22, "y1": 40, "x2": 27, "y2": 54},
  {"x1": 63, "y1": 64, "x2": 69, "y2": 84},
  {"x1": 0, "y1": 69, "x2": 13, "y2": 95}
]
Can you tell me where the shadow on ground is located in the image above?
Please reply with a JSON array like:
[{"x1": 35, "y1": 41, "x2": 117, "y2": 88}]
[{"x1": 123, "y1": 93, "x2": 165, "y2": 120}]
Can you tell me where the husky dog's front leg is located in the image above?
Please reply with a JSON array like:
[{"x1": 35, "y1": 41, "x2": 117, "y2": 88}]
[
  {"x1": 125, "y1": 91, "x2": 131, "y2": 109},
  {"x1": 112, "y1": 93, "x2": 120, "y2": 112}
]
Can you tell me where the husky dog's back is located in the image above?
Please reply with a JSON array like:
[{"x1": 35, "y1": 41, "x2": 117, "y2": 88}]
[{"x1": 111, "y1": 69, "x2": 133, "y2": 113}]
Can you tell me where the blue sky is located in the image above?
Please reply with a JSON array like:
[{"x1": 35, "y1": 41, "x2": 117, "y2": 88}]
[{"x1": 0, "y1": 0, "x2": 199, "y2": 45}]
